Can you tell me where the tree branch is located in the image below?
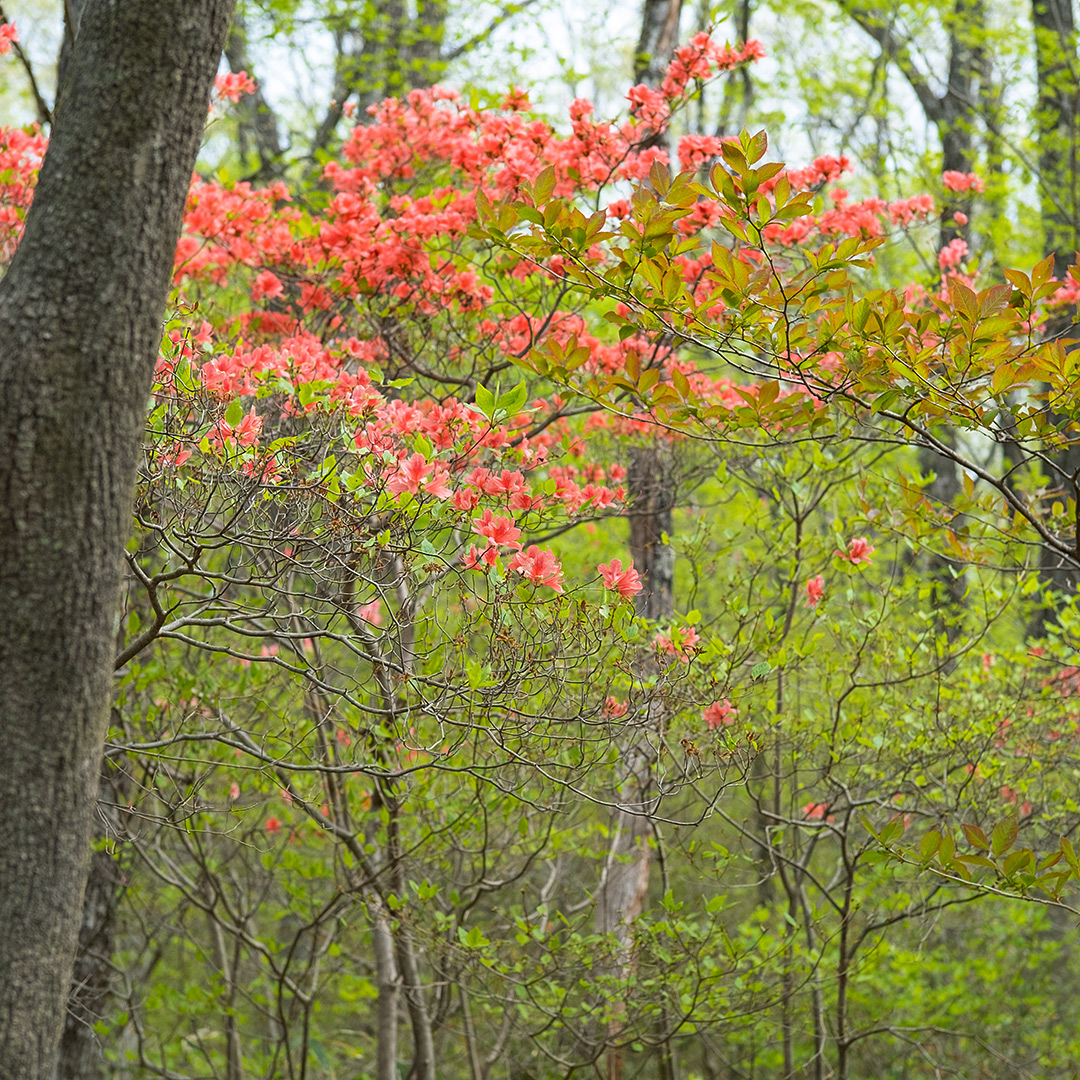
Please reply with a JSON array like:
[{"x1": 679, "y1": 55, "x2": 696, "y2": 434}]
[
  {"x1": 443, "y1": 0, "x2": 539, "y2": 64},
  {"x1": 0, "y1": 3, "x2": 53, "y2": 126},
  {"x1": 833, "y1": 0, "x2": 945, "y2": 124}
]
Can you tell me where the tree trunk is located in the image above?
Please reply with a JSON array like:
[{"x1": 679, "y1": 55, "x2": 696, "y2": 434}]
[
  {"x1": 627, "y1": 444, "x2": 676, "y2": 620},
  {"x1": 1032, "y1": 0, "x2": 1079, "y2": 275},
  {"x1": 56, "y1": 0, "x2": 88, "y2": 96},
  {"x1": 1030, "y1": 0, "x2": 1080, "y2": 635},
  {"x1": 842, "y1": 0, "x2": 985, "y2": 622},
  {"x1": 592, "y1": 12, "x2": 685, "y2": 1078},
  {"x1": 634, "y1": 0, "x2": 683, "y2": 85},
  {"x1": 312, "y1": 0, "x2": 450, "y2": 158},
  {"x1": 926, "y1": 6, "x2": 976, "y2": 621},
  {"x1": 224, "y1": 11, "x2": 284, "y2": 179},
  {"x1": 372, "y1": 902, "x2": 400, "y2": 1080},
  {"x1": 0, "y1": 3, "x2": 235, "y2": 1077},
  {"x1": 53, "y1": 756, "x2": 129, "y2": 1080}
]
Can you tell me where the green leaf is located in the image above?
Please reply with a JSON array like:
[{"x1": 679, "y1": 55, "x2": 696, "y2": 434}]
[
  {"x1": 309, "y1": 1039, "x2": 330, "y2": 1068},
  {"x1": 475, "y1": 383, "x2": 495, "y2": 419},
  {"x1": 533, "y1": 165, "x2": 556, "y2": 204},
  {"x1": 920, "y1": 830, "x2": 941, "y2": 862},
  {"x1": 991, "y1": 817, "x2": 1018, "y2": 857},
  {"x1": 879, "y1": 817, "x2": 906, "y2": 845},
  {"x1": 497, "y1": 382, "x2": 528, "y2": 416},
  {"x1": 962, "y1": 824, "x2": 989, "y2": 850},
  {"x1": 746, "y1": 129, "x2": 768, "y2": 164},
  {"x1": 224, "y1": 400, "x2": 244, "y2": 428},
  {"x1": 1003, "y1": 849, "x2": 1032, "y2": 876},
  {"x1": 955, "y1": 853, "x2": 998, "y2": 870},
  {"x1": 459, "y1": 924, "x2": 490, "y2": 948}
]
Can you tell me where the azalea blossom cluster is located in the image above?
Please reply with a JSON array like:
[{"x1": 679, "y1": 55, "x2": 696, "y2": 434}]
[
  {"x1": 715, "y1": 155, "x2": 952, "y2": 253},
  {"x1": 0, "y1": 21, "x2": 16, "y2": 56},
  {"x1": 655, "y1": 625, "x2": 701, "y2": 663},
  {"x1": 942, "y1": 170, "x2": 985, "y2": 194},
  {"x1": 703, "y1": 699, "x2": 737, "y2": 728},
  {"x1": 759, "y1": 180, "x2": 937, "y2": 248},
  {"x1": 626, "y1": 34, "x2": 765, "y2": 134},
  {"x1": 151, "y1": 56, "x2": 982, "y2": 484},
  {"x1": 213, "y1": 70, "x2": 257, "y2": 104},
  {"x1": 598, "y1": 558, "x2": 643, "y2": 599},
  {"x1": 801, "y1": 538, "x2": 875, "y2": 608},
  {"x1": 939, "y1": 237, "x2": 970, "y2": 270},
  {"x1": 837, "y1": 537, "x2": 875, "y2": 565},
  {"x1": 0, "y1": 123, "x2": 46, "y2": 262}
]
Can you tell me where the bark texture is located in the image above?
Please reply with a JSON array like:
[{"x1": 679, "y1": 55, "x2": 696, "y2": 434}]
[
  {"x1": 0, "y1": 2, "x2": 235, "y2": 1076},
  {"x1": 627, "y1": 444, "x2": 676, "y2": 621},
  {"x1": 52, "y1": 843, "x2": 120, "y2": 1080}
]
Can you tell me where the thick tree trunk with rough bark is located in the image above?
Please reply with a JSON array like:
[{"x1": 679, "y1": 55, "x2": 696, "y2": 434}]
[
  {"x1": 0, "y1": 3, "x2": 235, "y2": 1077},
  {"x1": 56, "y1": 0, "x2": 87, "y2": 95}
]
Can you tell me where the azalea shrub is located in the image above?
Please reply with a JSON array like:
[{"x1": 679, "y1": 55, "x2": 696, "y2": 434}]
[{"x1": 5, "y1": 23, "x2": 1080, "y2": 1080}]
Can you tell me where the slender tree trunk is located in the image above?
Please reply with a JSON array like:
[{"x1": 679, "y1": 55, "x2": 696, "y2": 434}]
[
  {"x1": 0, "y1": 4, "x2": 235, "y2": 1077},
  {"x1": 918, "y1": 0, "x2": 983, "y2": 628},
  {"x1": 372, "y1": 900, "x2": 401, "y2": 1080},
  {"x1": 1030, "y1": 0, "x2": 1080, "y2": 635},
  {"x1": 386, "y1": 793, "x2": 436, "y2": 1080},
  {"x1": 204, "y1": 900, "x2": 244, "y2": 1080},
  {"x1": 395, "y1": 926, "x2": 436, "y2": 1080},
  {"x1": 56, "y1": 0, "x2": 87, "y2": 96},
  {"x1": 593, "y1": 12, "x2": 685, "y2": 1078},
  {"x1": 595, "y1": 795, "x2": 652, "y2": 1080},
  {"x1": 313, "y1": 0, "x2": 450, "y2": 156},
  {"x1": 635, "y1": 0, "x2": 683, "y2": 85},
  {"x1": 224, "y1": 12, "x2": 284, "y2": 178},
  {"x1": 410, "y1": 0, "x2": 449, "y2": 71},
  {"x1": 628, "y1": 0, "x2": 682, "y2": 623},
  {"x1": 628, "y1": 445, "x2": 676, "y2": 620},
  {"x1": 939, "y1": 0, "x2": 983, "y2": 245},
  {"x1": 1032, "y1": 0, "x2": 1079, "y2": 274}
]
